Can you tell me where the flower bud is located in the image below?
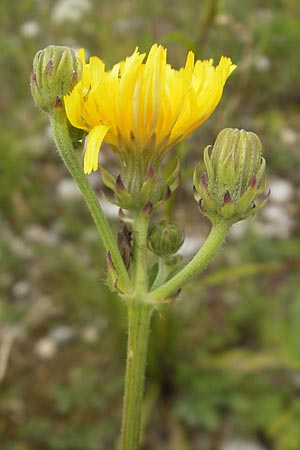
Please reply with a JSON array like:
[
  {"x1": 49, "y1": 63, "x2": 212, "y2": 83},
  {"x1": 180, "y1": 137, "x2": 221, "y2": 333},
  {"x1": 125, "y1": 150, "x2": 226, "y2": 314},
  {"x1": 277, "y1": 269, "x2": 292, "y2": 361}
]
[
  {"x1": 194, "y1": 128, "x2": 268, "y2": 224},
  {"x1": 148, "y1": 220, "x2": 184, "y2": 257},
  {"x1": 30, "y1": 45, "x2": 82, "y2": 114}
]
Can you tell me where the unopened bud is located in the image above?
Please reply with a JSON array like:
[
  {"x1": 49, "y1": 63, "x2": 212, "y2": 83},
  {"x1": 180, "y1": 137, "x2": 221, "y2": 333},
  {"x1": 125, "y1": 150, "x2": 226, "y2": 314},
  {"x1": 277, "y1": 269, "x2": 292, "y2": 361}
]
[
  {"x1": 148, "y1": 220, "x2": 184, "y2": 257},
  {"x1": 30, "y1": 45, "x2": 82, "y2": 114},
  {"x1": 194, "y1": 128, "x2": 268, "y2": 223}
]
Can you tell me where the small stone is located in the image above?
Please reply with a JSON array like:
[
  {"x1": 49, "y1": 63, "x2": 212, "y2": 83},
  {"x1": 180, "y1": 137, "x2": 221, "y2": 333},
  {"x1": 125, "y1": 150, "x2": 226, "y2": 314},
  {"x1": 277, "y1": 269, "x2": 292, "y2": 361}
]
[
  {"x1": 51, "y1": 0, "x2": 92, "y2": 24},
  {"x1": 80, "y1": 325, "x2": 99, "y2": 343},
  {"x1": 35, "y1": 337, "x2": 57, "y2": 359},
  {"x1": 49, "y1": 325, "x2": 76, "y2": 344},
  {"x1": 9, "y1": 236, "x2": 33, "y2": 259},
  {"x1": 221, "y1": 440, "x2": 268, "y2": 450},
  {"x1": 229, "y1": 221, "x2": 249, "y2": 240},
  {"x1": 56, "y1": 178, "x2": 81, "y2": 200},
  {"x1": 12, "y1": 280, "x2": 30, "y2": 299},
  {"x1": 215, "y1": 14, "x2": 231, "y2": 26},
  {"x1": 279, "y1": 127, "x2": 298, "y2": 146},
  {"x1": 269, "y1": 177, "x2": 294, "y2": 203},
  {"x1": 20, "y1": 20, "x2": 40, "y2": 37},
  {"x1": 180, "y1": 235, "x2": 205, "y2": 257},
  {"x1": 253, "y1": 54, "x2": 271, "y2": 72},
  {"x1": 262, "y1": 204, "x2": 290, "y2": 224},
  {"x1": 25, "y1": 224, "x2": 59, "y2": 246},
  {"x1": 99, "y1": 198, "x2": 119, "y2": 219},
  {"x1": 259, "y1": 204, "x2": 293, "y2": 238}
]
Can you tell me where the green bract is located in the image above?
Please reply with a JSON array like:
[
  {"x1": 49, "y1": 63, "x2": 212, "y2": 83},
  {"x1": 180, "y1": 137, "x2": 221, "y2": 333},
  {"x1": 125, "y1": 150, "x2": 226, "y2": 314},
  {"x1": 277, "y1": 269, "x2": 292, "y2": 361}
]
[
  {"x1": 30, "y1": 45, "x2": 82, "y2": 114},
  {"x1": 100, "y1": 158, "x2": 180, "y2": 211},
  {"x1": 194, "y1": 128, "x2": 268, "y2": 224}
]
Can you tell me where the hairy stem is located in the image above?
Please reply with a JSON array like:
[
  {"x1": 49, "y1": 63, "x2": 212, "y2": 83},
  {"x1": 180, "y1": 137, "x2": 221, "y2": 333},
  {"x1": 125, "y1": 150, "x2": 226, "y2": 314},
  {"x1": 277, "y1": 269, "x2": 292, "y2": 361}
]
[
  {"x1": 50, "y1": 109, "x2": 130, "y2": 290},
  {"x1": 120, "y1": 210, "x2": 151, "y2": 450},
  {"x1": 120, "y1": 303, "x2": 152, "y2": 450},
  {"x1": 132, "y1": 211, "x2": 149, "y2": 297},
  {"x1": 148, "y1": 219, "x2": 232, "y2": 303}
]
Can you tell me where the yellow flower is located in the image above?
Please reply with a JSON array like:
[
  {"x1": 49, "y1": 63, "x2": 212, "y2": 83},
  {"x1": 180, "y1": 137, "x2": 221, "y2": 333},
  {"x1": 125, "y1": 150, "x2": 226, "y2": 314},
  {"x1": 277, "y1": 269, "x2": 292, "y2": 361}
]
[{"x1": 64, "y1": 44, "x2": 236, "y2": 174}]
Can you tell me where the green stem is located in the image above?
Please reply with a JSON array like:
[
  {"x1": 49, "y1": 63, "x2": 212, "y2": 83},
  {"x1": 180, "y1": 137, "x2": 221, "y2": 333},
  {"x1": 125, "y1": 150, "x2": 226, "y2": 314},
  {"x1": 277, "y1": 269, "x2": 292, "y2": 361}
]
[
  {"x1": 132, "y1": 211, "x2": 150, "y2": 297},
  {"x1": 50, "y1": 109, "x2": 130, "y2": 290},
  {"x1": 148, "y1": 219, "x2": 232, "y2": 303},
  {"x1": 120, "y1": 211, "x2": 151, "y2": 450},
  {"x1": 120, "y1": 303, "x2": 152, "y2": 450}
]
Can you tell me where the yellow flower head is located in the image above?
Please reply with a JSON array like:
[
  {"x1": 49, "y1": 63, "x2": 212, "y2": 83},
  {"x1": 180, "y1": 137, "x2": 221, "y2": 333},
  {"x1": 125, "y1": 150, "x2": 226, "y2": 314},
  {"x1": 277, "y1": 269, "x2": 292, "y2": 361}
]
[{"x1": 64, "y1": 44, "x2": 236, "y2": 174}]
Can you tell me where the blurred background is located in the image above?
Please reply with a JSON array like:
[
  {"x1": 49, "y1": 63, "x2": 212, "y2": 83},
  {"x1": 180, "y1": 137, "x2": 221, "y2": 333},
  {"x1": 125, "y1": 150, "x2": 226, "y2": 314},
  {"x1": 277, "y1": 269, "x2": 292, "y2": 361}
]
[{"x1": 1, "y1": 0, "x2": 300, "y2": 449}]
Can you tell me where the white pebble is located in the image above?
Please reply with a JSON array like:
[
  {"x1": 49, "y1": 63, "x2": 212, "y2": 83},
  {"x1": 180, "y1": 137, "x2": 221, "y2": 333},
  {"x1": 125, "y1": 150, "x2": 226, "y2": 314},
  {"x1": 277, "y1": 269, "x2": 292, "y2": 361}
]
[
  {"x1": 12, "y1": 280, "x2": 30, "y2": 299},
  {"x1": 49, "y1": 326, "x2": 76, "y2": 344},
  {"x1": 25, "y1": 225, "x2": 59, "y2": 246},
  {"x1": 20, "y1": 20, "x2": 40, "y2": 37},
  {"x1": 179, "y1": 235, "x2": 205, "y2": 257},
  {"x1": 99, "y1": 198, "x2": 120, "y2": 219},
  {"x1": 81, "y1": 325, "x2": 99, "y2": 343},
  {"x1": 221, "y1": 440, "x2": 268, "y2": 450},
  {"x1": 35, "y1": 337, "x2": 57, "y2": 359},
  {"x1": 269, "y1": 177, "x2": 294, "y2": 203},
  {"x1": 253, "y1": 54, "x2": 271, "y2": 72},
  {"x1": 51, "y1": 0, "x2": 91, "y2": 23},
  {"x1": 279, "y1": 127, "x2": 298, "y2": 146},
  {"x1": 56, "y1": 178, "x2": 81, "y2": 200}
]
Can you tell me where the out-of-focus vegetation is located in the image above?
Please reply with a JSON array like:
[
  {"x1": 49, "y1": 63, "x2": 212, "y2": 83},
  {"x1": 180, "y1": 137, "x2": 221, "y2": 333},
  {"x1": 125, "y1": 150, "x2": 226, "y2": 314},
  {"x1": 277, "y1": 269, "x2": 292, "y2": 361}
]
[{"x1": 0, "y1": 0, "x2": 300, "y2": 449}]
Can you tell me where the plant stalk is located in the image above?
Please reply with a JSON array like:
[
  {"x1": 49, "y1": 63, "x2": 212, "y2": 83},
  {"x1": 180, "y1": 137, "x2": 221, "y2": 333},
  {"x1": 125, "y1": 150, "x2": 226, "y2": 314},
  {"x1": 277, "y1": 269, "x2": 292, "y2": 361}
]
[
  {"x1": 148, "y1": 219, "x2": 232, "y2": 303},
  {"x1": 120, "y1": 210, "x2": 151, "y2": 449},
  {"x1": 50, "y1": 108, "x2": 130, "y2": 290},
  {"x1": 120, "y1": 303, "x2": 152, "y2": 450}
]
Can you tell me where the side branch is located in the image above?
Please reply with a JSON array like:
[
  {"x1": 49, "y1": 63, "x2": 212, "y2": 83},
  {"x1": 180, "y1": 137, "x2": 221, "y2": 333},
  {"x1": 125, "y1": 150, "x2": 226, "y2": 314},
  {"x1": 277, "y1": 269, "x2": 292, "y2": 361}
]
[{"x1": 148, "y1": 220, "x2": 232, "y2": 303}]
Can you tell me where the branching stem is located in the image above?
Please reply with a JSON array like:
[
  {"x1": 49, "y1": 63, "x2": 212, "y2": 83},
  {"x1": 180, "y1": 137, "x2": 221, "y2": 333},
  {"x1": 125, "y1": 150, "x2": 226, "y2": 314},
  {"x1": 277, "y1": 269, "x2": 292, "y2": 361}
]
[{"x1": 50, "y1": 109, "x2": 130, "y2": 290}]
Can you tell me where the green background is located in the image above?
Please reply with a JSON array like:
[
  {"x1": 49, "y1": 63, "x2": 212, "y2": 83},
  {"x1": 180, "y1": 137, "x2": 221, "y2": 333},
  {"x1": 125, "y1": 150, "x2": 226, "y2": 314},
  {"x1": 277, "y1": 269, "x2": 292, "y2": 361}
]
[{"x1": 0, "y1": 0, "x2": 300, "y2": 449}]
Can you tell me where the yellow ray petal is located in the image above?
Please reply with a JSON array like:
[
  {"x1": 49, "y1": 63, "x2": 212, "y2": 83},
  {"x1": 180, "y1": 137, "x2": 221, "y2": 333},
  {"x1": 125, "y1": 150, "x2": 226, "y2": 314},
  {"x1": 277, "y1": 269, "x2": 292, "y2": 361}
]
[
  {"x1": 89, "y1": 56, "x2": 105, "y2": 87},
  {"x1": 64, "y1": 86, "x2": 89, "y2": 131},
  {"x1": 78, "y1": 48, "x2": 90, "y2": 95},
  {"x1": 84, "y1": 124, "x2": 110, "y2": 174}
]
